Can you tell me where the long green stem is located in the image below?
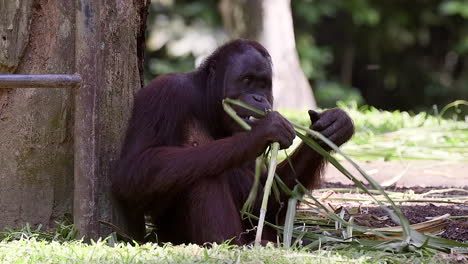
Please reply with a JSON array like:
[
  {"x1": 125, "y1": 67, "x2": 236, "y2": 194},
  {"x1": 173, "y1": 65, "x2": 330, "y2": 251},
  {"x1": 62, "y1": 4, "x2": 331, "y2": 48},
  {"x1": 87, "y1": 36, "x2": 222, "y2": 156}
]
[
  {"x1": 222, "y1": 99, "x2": 281, "y2": 245},
  {"x1": 241, "y1": 156, "x2": 263, "y2": 215},
  {"x1": 254, "y1": 142, "x2": 280, "y2": 246},
  {"x1": 222, "y1": 100, "x2": 263, "y2": 216},
  {"x1": 222, "y1": 100, "x2": 252, "y2": 131},
  {"x1": 283, "y1": 195, "x2": 298, "y2": 248},
  {"x1": 224, "y1": 99, "x2": 409, "y2": 239}
]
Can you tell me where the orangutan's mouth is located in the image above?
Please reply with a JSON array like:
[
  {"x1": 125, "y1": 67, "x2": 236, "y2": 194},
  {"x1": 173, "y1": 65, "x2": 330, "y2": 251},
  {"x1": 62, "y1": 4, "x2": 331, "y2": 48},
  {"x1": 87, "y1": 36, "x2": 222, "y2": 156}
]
[{"x1": 240, "y1": 115, "x2": 260, "y2": 125}]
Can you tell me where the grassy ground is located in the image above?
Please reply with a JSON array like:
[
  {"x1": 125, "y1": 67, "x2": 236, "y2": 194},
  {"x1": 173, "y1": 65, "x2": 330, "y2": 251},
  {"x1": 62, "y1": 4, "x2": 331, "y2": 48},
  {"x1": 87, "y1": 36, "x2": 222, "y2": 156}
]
[
  {"x1": 0, "y1": 239, "x2": 445, "y2": 264},
  {"x1": 281, "y1": 102, "x2": 468, "y2": 161},
  {"x1": 1, "y1": 103, "x2": 467, "y2": 264}
]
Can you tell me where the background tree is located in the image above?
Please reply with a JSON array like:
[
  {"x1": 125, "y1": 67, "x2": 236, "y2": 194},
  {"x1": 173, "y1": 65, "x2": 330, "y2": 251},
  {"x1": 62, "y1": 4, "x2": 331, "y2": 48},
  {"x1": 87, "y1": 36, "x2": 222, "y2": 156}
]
[
  {"x1": 145, "y1": 0, "x2": 468, "y2": 113},
  {"x1": 219, "y1": 0, "x2": 316, "y2": 110},
  {"x1": 144, "y1": 0, "x2": 227, "y2": 83},
  {"x1": 292, "y1": 0, "x2": 468, "y2": 111}
]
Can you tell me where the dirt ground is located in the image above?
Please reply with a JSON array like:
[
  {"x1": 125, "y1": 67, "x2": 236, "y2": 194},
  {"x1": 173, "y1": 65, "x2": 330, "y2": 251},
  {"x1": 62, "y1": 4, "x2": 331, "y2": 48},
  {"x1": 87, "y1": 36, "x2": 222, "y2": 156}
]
[
  {"x1": 320, "y1": 160, "x2": 468, "y2": 242},
  {"x1": 365, "y1": 205, "x2": 468, "y2": 242}
]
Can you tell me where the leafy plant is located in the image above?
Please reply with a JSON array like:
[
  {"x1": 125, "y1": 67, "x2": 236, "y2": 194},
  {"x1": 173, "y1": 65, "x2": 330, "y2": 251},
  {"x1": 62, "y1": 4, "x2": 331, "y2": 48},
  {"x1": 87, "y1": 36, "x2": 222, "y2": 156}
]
[
  {"x1": 223, "y1": 98, "x2": 468, "y2": 254},
  {"x1": 0, "y1": 220, "x2": 77, "y2": 242}
]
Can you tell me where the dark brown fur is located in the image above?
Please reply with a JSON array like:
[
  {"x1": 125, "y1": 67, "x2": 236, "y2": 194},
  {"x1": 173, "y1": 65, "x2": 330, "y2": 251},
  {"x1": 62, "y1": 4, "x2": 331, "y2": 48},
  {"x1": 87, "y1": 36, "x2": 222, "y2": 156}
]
[{"x1": 112, "y1": 39, "x2": 353, "y2": 245}]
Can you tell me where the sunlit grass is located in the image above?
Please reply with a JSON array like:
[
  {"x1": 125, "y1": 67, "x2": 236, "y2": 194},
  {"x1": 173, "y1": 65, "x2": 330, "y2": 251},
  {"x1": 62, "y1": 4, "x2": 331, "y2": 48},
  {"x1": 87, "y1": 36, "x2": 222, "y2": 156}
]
[
  {"x1": 0, "y1": 239, "x2": 446, "y2": 264},
  {"x1": 1, "y1": 101, "x2": 467, "y2": 263},
  {"x1": 281, "y1": 102, "x2": 468, "y2": 161}
]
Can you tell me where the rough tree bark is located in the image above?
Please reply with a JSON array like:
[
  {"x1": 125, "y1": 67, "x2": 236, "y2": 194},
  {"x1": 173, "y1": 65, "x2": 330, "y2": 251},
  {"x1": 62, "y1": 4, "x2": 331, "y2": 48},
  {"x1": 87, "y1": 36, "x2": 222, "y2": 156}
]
[
  {"x1": 74, "y1": 0, "x2": 149, "y2": 240},
  {"x1": 0, "y1": 0, "x2": 75, "y2": 231},
  {"x1": 219, "y1": 0, "x2": 316, "y2": 110},
  {"x1": 0, "y1": 0, "x2": 149, "y2": 240}
]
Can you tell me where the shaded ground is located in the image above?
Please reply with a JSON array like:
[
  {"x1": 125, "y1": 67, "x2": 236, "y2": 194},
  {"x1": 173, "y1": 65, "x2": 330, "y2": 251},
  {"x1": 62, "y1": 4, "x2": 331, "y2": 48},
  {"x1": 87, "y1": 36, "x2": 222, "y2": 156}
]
[{"x1": 318, "y1": 161, "x2": 468, "y2": 242}]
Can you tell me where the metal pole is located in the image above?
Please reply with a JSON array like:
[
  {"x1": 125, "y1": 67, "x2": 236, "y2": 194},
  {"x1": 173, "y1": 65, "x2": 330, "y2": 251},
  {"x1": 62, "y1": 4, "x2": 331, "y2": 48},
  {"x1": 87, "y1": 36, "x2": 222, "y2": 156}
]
[{"x1": 0, "y1": 74, "x2": 81, "y2": 88}]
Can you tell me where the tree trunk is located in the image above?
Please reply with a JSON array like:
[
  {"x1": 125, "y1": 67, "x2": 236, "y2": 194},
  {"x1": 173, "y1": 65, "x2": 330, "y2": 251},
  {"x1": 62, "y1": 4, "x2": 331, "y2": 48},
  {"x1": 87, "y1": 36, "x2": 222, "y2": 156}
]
[
  {"x1": 0, "y1": 0, "x2": 149, "y2": 241},
  {"x1": 74, "y1": 0, "x2": 149, "y2": 240},
  {"x1": 0, "y1": 0, "x2": 75, "y2": 231},
  {"x1": 220, "y1": 0, "x2": 316, "y2": 110}
]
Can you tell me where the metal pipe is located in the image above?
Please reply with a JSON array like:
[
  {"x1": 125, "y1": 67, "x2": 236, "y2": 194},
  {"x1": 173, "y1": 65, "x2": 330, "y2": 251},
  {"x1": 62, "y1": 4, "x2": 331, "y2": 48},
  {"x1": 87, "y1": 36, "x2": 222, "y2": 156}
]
[{"x1": 0, "y1": 74, "x2": 81, "y2": 88}]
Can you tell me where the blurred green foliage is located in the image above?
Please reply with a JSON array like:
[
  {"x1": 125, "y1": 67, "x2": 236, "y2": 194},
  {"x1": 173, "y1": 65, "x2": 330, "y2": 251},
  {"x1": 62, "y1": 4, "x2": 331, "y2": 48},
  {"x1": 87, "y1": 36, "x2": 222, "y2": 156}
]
[
  {"x1": 144, "y1": 0, "x2": 222, "y2": 83},
  {"x1": 313, "y1": 81, "x2": 364, "y2": 108},
  {"x1": 441, "y1": 0, "x2": 468, "y2": 18},
  {"x1": 145, "y1": 0, "x2": 468, "y2": 112},
  {"x1": 292, "y1": 0, "x2": 468, "y2": 111}
]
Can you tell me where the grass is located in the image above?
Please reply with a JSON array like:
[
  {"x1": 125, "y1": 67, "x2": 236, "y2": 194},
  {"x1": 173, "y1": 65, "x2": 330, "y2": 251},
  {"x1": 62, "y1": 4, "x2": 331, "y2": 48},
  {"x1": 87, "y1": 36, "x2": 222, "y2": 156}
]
[
  {"x1": 1, "y1": 101, "x2": 467, "y2": 263},
  {"x1": 281, "y1": 101, "x2": 468, "y2": 161},
  {"x1": 0, "y1": 222, "x2": 77, "y2": 243},
  {"x1": 0, "y1": 239, "x2": 447, "y2": 264}
]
